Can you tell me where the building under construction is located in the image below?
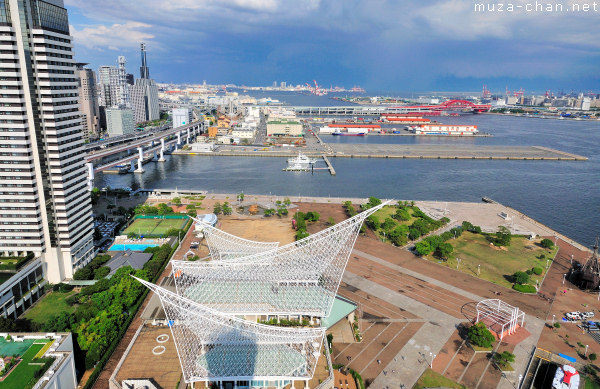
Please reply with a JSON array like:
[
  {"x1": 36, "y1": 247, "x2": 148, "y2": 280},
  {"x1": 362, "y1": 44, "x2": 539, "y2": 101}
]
[{"x1": 574, "y1": 240, "x2": 600, "y2": 290}]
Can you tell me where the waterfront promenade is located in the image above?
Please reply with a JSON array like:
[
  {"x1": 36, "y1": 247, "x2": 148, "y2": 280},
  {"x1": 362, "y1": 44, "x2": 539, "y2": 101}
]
[{"x1": 174, "y1": 144, "x2": 587, "y2": 161}]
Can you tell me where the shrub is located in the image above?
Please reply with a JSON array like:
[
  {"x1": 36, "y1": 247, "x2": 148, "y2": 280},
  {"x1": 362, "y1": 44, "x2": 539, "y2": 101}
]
[
  {"x1": 540, "y1": 238, "x2": 554, "y2": 249},
  {"x1": 554, "y1": 322, "x2": 561, "y2": 329},
  {"x1": 468, "y1": 322, "x2": 495, "y2": 348},
  {"x1": 513, "y1": 284, "x2": 537, "y2": 293},
  {"x1": 327, "y1": 217, "x2": 335, "y2": 226},
  {"x1": 590, "y1": 353, "x2": 597, "y2": 361},
  {"x1": 532, "y1": 266, "x2": 543, "y2": 275}
]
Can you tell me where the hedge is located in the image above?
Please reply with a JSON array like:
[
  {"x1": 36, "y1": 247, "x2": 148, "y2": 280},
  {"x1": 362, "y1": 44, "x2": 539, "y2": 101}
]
[{"x1": 513, "y1": 284, "x2": 537, "y2": 293}]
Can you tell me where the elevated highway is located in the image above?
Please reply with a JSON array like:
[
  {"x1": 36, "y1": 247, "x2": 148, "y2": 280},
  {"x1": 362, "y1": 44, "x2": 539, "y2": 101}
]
[{"x1": 84, "y1": 120, "x2": 204, "y2": 189}]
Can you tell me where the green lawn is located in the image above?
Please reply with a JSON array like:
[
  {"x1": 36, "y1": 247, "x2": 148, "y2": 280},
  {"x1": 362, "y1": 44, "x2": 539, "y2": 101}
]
[
  {"x1": 23, "y1": 291, "x2": 77, "y2": 325},
  {"x1": 0, "y1": 340, "x2": 52, "y2": 389},
  {"x1": 413, "y1": 368, "x2": 465, "y2": 389},
  {"x1": 124, "y1": 217, "x2": 187, "y2": 236},
  {"x1": 584, "y1": 376, "x2": 600, "y2": 389},
  {"x1": 424, "y1": 231, "x2": 558, "y2": 290}
]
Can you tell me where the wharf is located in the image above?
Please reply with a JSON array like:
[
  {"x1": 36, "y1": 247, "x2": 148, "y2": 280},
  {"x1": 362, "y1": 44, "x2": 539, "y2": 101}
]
[
  {"x1": 322, "y1": 156, "x2": 336, "y2": 175},
  {"x1": 174, "y1": 145, "x2": 587, "y2": 161}
]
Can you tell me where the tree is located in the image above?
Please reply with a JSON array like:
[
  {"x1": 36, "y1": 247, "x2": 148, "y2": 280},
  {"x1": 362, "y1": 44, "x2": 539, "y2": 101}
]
[
  {"x1": 238, "y1": 193, "x2": 245, "y2": 202},
  {"x1": 540, "y1": 238, "x2": 554, "y2": 249},
  {"x1": 127, "y1": 231, "x2": 137, "y2": 239},
  {"x1": 513, "y1": 271, "x2": 530, "y2": 285},
  {"x1": 414, "y1": 241, "x2": 432, "y2": 256},
  {"x1": 395, "y1": 208, "x2": 410, "y2": 221},
  {"x1": 435, "y1": 242, "x2": 454, "y2": 260},
  {"x1": 381, "y1": 218, "x2": 396, "y2": 232},
  {"x1": 495, "y1": 226, "x2": 512, "y2": 246},
  {"x1": 468, "y1": 322, "x2": 495, "y2": 348},
  {"x1": 222, "y1": 202, "x2": 232, "y2": 215},
  {"x1": 494, "y1": 351, "x2": 515, "y2": 368},
  {"x1": 93, "y1": 228, "x2": 103, "y2": 241},
  {"x1": 366, "y1": 215, "x2": 379, "y2": 230},
  {"x1": 186, "y1": 204, "x2": 196, "y2": 212},
  {"x1": 283, "y1": 198, "x2": 291, "y2": 207},
  {"x1": 93, "y1": 266, "x2": 110, "y2": 280},
  {"x1": 590, "y1": 353, "x2": 597, "y2": 361},
  {"x1": 213, "y1": 202, "x2": 222, "y2": 215},
  {"x1": 157, "y1": 203, "x2": 172, "y2": 215}
]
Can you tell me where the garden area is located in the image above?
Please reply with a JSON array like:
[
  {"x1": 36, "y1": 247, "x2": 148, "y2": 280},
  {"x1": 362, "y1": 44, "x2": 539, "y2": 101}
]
[
  {"x1": 420, "y1": 222, "x2": 558, "y2": 290},
  {"x1": 8, "y1": 238, "x2": 182, "y2": 388},
  {"x1": 0, "y1": 338, "x2": 53, "y2": 389},
  {"x1": 361, "y1": 199, "x2": 450, "y2": 247}
]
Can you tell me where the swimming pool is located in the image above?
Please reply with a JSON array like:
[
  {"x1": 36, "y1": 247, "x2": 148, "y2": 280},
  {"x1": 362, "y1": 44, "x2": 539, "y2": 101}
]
[{"x1": 108, "y1": 243, "x2": 159, "y2": 252}]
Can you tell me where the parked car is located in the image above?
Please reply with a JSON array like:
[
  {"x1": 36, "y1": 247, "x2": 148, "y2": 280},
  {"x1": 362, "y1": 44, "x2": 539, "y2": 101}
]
[{"x1": 582, "y1": 311, "x2": 595, "y2": 319}]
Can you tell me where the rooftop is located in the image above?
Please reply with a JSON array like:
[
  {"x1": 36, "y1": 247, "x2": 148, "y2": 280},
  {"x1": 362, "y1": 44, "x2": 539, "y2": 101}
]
[{"x1": 106, "y1": 251, "x2": 153, "y2": 275}]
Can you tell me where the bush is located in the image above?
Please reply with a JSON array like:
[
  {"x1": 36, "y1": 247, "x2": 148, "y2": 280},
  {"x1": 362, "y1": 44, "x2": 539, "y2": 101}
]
[
  {"x1": 513, "y1": 284, "x2": 537, "y2": 293},
  {"x1": 540, "y1": 238, "x2": 554, "y2": 249},
  {"x1": 468, "y1": 322, "x2": 495, "y2": 348},
  {"x1": 590, "y1": 353, "x2": 597, "y2": 361},
  {"x1": 513, "y1": 271, "x2": 530, "y2": 285},
  {"x1": 532, "y1": 266, "x2": 543, "y2": 275},
  {"x1": 554, "y1": 322, "x2": 561, "y2": 328}
]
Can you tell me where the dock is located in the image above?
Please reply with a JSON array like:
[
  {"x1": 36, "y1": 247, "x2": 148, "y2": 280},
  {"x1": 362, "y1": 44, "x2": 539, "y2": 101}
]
[{"x1": 322, "y1": 156, "x2": 336, "y2": 175}]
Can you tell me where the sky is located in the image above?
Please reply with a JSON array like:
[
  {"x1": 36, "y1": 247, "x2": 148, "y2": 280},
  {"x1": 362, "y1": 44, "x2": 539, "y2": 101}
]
[{"x1": 65, "y1": 0, "x2": 600, "y2": 93}]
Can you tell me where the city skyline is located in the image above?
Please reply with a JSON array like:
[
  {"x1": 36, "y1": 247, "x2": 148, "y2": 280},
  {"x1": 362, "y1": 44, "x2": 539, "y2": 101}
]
[{"x1": 66, "y1": 0, "x2": 599, "y2": 92}]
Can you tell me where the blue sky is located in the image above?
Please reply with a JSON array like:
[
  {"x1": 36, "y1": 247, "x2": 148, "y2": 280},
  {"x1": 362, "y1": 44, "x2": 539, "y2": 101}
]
[{"x1": 65, "y1": 0, "x2": 599, "y2": 92}]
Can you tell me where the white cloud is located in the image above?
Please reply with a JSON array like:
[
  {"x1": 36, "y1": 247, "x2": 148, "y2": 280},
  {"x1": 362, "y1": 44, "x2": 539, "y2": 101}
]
[{"x1": 70, "y1": 21, "x2": 155, "y2": 50}]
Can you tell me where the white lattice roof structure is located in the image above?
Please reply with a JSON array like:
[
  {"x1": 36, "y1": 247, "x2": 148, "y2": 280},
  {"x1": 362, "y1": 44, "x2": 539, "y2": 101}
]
[
  {"x1": 476, "y1": 299, "x2": 525, "y2": 340},
  {"x1": 135, "y1": 277, "x2": 325, "y2": 383},
  {"x1": 171, "y1": 202, "x2": 389, "y2": 317},
  {"x1": 193, "y1": 218, "x2": 279, "y2": 261}
]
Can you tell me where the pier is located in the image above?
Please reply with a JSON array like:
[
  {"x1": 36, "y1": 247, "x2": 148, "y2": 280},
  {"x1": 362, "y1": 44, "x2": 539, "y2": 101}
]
[
  {"x1": 322, "y1": 156, "x2": 336, "y2": 175},
  {"x1": 172, "y1": 144, "x2": 587, "y2": 161}
]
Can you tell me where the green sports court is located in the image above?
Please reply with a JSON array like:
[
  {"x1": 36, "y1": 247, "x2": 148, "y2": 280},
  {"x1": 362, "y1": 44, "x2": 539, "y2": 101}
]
[{"x1": 123, "y1": 216, "x2": 188, "y2": 237}]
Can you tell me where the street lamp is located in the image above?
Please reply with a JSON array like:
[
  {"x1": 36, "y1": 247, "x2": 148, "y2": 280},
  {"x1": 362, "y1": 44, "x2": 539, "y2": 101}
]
[
  {"x1": 518, "y1": 374, "x2": 523, "y2": 389},
  {"x1": 571, "y1": 254, "x2": 574, "y2": 265},
  {"x1": 546, "y1": 259, "x2": 550, "y2": 269},
  {"x1": 563, "y1": 273, "x2": 566, "y2": 285},
  {"x1": 585, "y1": 344, "x2": 589, "y2": 357},
  {"x1": 477, "y1": 264, "x2": 481, "y2": 276},
  {"x1": 552, "y1": 314, "x2": 555, "y2": 325},
  {"x1": 456, "y1": 257, "x2": 460, "y2": 270}
]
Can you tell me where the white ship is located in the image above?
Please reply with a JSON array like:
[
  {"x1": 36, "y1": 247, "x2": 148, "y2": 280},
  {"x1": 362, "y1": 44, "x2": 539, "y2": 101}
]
[{"x1": 286, "y1": 152, "x2": 317, "y2": 165}]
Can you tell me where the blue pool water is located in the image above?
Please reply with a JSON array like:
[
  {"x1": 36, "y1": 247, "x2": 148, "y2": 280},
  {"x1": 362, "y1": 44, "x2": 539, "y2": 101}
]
[{"x1": 108, "y1": 244, "x2": 158, "y2": 252}]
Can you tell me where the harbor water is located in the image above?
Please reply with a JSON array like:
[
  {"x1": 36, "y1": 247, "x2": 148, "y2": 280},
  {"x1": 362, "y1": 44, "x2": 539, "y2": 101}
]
[{"x1": 94, "y1": 102, "x2": 600, "y2": 247}]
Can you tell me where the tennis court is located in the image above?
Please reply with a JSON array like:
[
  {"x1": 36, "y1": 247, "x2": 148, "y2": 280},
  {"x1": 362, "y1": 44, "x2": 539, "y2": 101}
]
[{"x1": 124, "y1": 217, "x2": 188, "y2": 236}]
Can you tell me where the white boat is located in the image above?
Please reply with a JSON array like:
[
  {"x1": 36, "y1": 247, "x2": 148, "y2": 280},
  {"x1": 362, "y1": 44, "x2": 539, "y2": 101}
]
[{"x1": 287, "y1": 152, "x2": 316, "y2": 165}]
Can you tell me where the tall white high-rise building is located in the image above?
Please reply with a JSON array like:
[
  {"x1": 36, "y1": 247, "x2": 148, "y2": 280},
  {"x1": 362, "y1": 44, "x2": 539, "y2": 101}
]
[
  {"x1": 130, "y1": 43, "x2": 159, "y2": 124},
  {"x1": 97, "y1": 65, "x2": 119, "y2": 107},
  {"x1": 0, "y1": 0, "x2": 94, "y2": 282}
]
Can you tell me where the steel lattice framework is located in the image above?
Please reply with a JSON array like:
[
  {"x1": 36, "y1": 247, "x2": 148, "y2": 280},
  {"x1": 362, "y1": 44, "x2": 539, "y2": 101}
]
[
  {"x1": 475, "y1": 299, "x2": 525, "y2": 340},
  {"x1": 135, "y1": 277, "x2": 325, "y2": 383},
  {"x1": 193, "y1": 218, "x2": 279, "y2": 261},
  {"x1": 171, "y1": 202, "x2": 389, "y2": 317}
]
